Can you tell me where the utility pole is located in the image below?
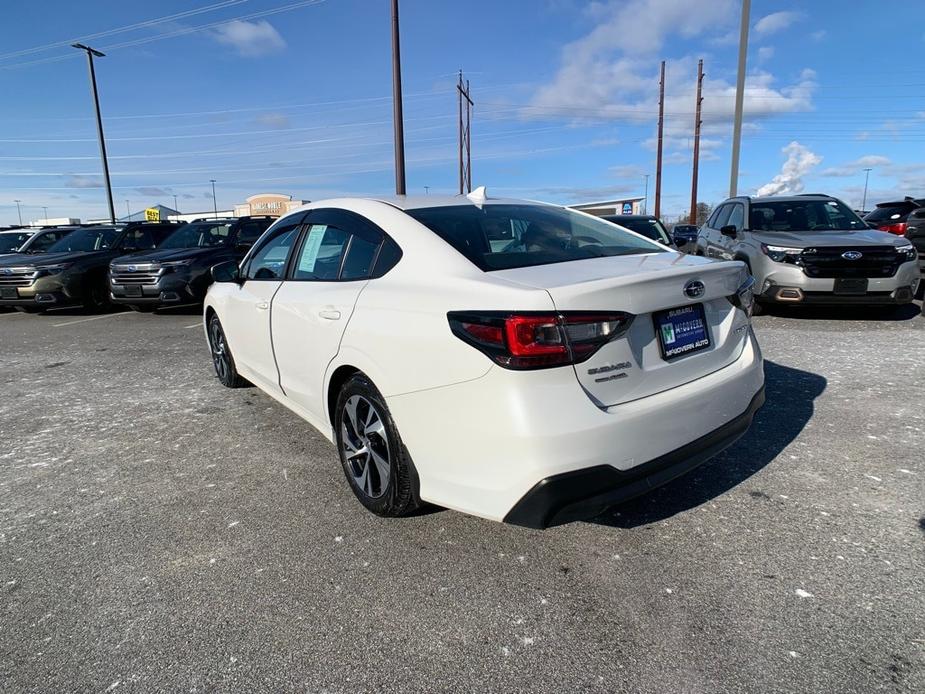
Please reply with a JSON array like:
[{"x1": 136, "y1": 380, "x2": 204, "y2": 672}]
[
  {"x1": 173, "y1": 194, "x2": 179, "y2": 213},
  {"x1": 125, "y1": 199, "x2": 130, "y2": 218},
  {"x1": 210, "y1": 179, "x2": 218, "y2": 218},
  {"x1": 14, "y1": 199, "x2": 22, "y2": 226},
  {"x1": 390, "y1": 0, "x2": 406, "y2": 195},
  {"x1": 42, "y1": 206, "x2": 48, "y2": 221},
  {"x1": 654, "y1": 60, "x2": 666, "y2": 219},
  {"x1": 72, "y1": 43, "x2": 115, "y2": 224},
  {"x1": 457, "y1": 70, "x2": 474, "y2": 194},
  {"x1": 861, "y1": 167, "x2": 872, "y2": 212},
  {"x1": 690, "y1": 58, "x2": 705, "y2": 226},
  {"x1": 642, "y1": 174, "x2": 650, "y2": 215},
  {"x1": 729, "y1": 0, "x2": 750, "y2": 197}
]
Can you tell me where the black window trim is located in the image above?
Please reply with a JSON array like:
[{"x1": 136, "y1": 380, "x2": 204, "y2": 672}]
[{"x1": 283, "y1": 207, "x2": 399, "y2": 283}]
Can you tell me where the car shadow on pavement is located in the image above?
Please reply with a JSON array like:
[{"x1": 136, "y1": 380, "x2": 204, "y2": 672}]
[
  {"x1": 761, "y1": 302, "x2": 921, "y2": 322},
  {"x1": 590, "y1": 360, "x2": 827, "y2": 529}
]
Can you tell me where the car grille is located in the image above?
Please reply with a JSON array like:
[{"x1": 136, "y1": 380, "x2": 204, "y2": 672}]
[
  {"x1": 800, "y1": 246, "x2": 901, "y2": 279},
  {"x1": 110, "y1": 263, "x2": 163, "y2": 285},
  {"x1": 0, "y1": 267, "x2": 38, "y2": 287}
]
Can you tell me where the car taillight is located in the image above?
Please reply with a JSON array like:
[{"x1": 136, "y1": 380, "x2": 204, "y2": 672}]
[
  {"x1": 878, "y1": 223, "x2": 908, "y2": 235},
  {"x1": 448, "y1": 311, "x2": 633, "y2": 370}
]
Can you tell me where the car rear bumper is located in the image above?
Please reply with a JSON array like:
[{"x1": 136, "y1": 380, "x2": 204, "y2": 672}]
[
  {"x1": 504, "y1": 386, "x2": 765, "y2": 528},
  {"x1": 386, "y1": 329, "x2": 765, "y2": 524}
]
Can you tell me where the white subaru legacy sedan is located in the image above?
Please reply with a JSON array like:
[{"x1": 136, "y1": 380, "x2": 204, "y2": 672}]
[{"x1": 203, "y1": 193, "x2": 765, "y2": 528}]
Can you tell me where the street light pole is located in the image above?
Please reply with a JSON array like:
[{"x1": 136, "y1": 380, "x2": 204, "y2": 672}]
[
  {"x1": 390, "y1": 0, "x2": 406, "y2": 195},
  {"x1": 861, "y1": 167, "x2": 872, "y2": 212},
  {"x1": 42, "y1": 206, "x2": 48, "y2": 221},
  {"x1": 728, "y1": 0, "x2": 751, "y2": 197},
  {"x1": 125, "y1": 200, "x2": 130, "y2": 218},
  {"x1": 72, "y1": 43, "x2": 115, "y2": 224},
  {"x1": 643, "y1": 174, "x2": 650, "y2": 215},
  {"x1": 210, "y1": 179, "x2": 218, "y2": 218},
  {"x1": 173, "y1": 194, "x2": 179, "y2": 214},
  {"x1": 14, "y1": 199, "x2": 22, "y2": 226}
]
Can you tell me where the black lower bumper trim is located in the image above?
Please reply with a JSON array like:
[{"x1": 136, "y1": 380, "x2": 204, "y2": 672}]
[{"x1": 503, "y1": 386, "x2": 766, "y2": 529}]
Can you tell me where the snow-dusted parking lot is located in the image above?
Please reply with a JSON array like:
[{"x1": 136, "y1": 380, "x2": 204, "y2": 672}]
[{"x1": 1, "y1": 302, "x2": 922, "y2": 693}]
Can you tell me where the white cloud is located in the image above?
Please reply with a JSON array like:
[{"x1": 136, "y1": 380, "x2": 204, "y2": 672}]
[
  {"x1": 213, "y1": 20, "x2": 286, "y2": 57},
  {"x1": 821, "y1": 155, "x2": 891, "y2": 177},
  {"x1": 65, "y1": 175, "x2": 103, "y2": 189},
  {"x1": 254, "y1": 112, "x2": 291, "y2": 129},
  {"x1": 810, "y1": 30, "x2": 827, "y2": 41},
  {"x1": 756, "y1": 141, "x2": 822, "y2": 196},
  {"x1": 757, "y1": 46, "x2": 774, "y2": 62},
  {"x1": 754, "y1": 11, "x2": 802, "y2": 36}
]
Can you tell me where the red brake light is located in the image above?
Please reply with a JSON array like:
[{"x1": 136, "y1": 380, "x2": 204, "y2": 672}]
[
  {"x1": 878, "y1": 223, "x2": 908, "y2": 235},
  {"x1": 448, "y1": 311, "x2": 633, "y2": 370}
]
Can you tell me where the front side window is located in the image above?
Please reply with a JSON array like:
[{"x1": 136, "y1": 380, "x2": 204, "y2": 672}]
[
  {"x1": 726, "y1": 204, "x2": 745, "y2": 231},
  {"x1": 406, "y1": 204, "x2": 664, "y2": 272},
  {"x1": 245, "y1": 223, "x2": 301, "y2": 280},
  {"x1": 160, "y1": 223, "x2": 233, "y2": 249},
  {"x1": 749, "y1": 199, "x2": 867, "y2": 232},
  {"x1": 47, "y1": 227, "x2": 122, "y2": 252}
]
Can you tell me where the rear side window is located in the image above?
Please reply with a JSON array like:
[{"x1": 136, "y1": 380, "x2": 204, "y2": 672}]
[
  {"x1": 341, "y1": 235, "x2": 379, "y2": 280},
  {"x1": 406, "y1": 204, "x2": 663, "y2": 272}
]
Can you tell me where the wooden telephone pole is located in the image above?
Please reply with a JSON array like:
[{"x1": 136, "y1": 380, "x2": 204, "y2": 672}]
[{"x1": 690, "y1": 59, "x2": 704, "y2": 225}]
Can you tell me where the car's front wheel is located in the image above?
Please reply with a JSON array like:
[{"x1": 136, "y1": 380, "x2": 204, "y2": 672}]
[
  {"x1": 334, "y1": 374, "x2": 421, "y2": 518},
  {"x1": 207, "y1": 314, "x2": 247, "y2": 388}
]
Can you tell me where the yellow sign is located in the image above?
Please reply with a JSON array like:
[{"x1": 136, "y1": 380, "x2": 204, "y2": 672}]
[{"x1": 144, "y1": 207, "x2": 160, "y2": 221}]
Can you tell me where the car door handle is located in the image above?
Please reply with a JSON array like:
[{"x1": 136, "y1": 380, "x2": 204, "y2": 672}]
[
  {"x1": 256, "y1": 301, "x2": 270, "y2": 311},
  {"x1": 319, "y1": 309, "x2": 341, "y2": 320}
]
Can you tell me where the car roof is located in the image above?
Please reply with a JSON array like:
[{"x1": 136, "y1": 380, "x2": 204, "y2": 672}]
[
  {"x1": 743, "y1": 194, "x2": 836, "y2": 203},
  {"x1": 371, "y1": 194, "x2": 537, "y2": 211},
  {"x1": 0, "y1": 229, "x2": 34, "y2": 235}
]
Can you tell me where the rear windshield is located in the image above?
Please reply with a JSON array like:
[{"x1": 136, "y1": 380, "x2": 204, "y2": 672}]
[
  {"x1": 405, "y1": 204, "x2": 665, "y2": 271},
  {"x1": 47, "y1": 227, "x2": 123, "y2": 252},
  {"x1": 749, "y1": 199, "x2": 867, "y2": 232},
  {"x1": 864, "y1": 203, "x2": 917, "y2": 224},
  {"x1": 0, "y1": 233, "x2": 32, "y2": 252},
  {"x1": 160, "y1": 222, "x2": 233, "y2": 249}
]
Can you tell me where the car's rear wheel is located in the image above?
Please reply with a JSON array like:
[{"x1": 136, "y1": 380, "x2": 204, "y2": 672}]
[
  {"x1": 335, "y1": 374, "x2": 421, "y2": 518},
  {"x1": 83, "y1": 280, "x2": 109, "y2": 312},
  {"x1": 207, "y1": 314, "x2": 246, "y2": 388}
]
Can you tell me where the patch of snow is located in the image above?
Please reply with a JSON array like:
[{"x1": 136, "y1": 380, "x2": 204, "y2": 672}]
[{"x1": 795, "y1": 589, "x2": 813, "y2": 598}]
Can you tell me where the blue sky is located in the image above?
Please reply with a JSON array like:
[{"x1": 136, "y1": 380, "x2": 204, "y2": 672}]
[{"x1": 1, "y1": 0, "x2": 923, "y2": 225}]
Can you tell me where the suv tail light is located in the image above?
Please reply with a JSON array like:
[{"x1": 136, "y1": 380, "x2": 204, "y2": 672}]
[
  {"x1": 878, "y1": 223, "x2": 908, "y2": 235},
  {"x1": 447, "y1": 311, "x2": 633, "y2": 370}
]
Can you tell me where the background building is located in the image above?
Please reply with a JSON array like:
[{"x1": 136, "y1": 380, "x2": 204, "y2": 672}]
[
  {"x1": 570, "y1": 197, "x2": 645, "y2": 217},
  {"x1": 234, "y1": 193, "x2": 305, "y2": 218}
]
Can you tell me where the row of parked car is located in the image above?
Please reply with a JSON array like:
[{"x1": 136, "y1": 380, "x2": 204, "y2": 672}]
[
  {"x1": 607, "y1": 194, "x2": 923, "y2": 315},
  {"x1": 0, "y1": 216, "x2": 275, "y2": 312}
]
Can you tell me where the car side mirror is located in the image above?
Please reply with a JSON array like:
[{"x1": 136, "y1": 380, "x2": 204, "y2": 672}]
[
  {"x1": 720, "y1": 225, "x2": 738, "y2": 238},
  {"x1": 211, "y1": 260, "x2": 241, "y2": 284}
]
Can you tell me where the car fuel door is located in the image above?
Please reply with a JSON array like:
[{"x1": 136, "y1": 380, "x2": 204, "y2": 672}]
[{"x1": 271, "y1": 209, "x2": 384, "y2": 423}]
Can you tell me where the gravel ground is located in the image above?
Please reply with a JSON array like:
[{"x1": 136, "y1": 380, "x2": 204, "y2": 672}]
[{"x1": 0, "y1": 301, "x2": 923, "y2": 694}]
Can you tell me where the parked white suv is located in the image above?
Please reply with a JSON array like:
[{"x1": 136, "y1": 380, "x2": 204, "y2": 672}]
[{"x1": 203, "y1": 193, "x2": 765, "y2": 527}]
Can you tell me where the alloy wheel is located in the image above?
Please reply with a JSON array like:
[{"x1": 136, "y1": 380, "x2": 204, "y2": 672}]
[
  {"x1": 209, "y1": 320, "x2": 230, "y2": 382},
  {"x1": 340, "y1": 395, "x2": 391, "y2": 499}
]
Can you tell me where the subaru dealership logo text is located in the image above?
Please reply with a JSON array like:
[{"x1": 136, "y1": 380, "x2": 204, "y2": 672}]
[
  {"x1": 683, "y1": 279, "x2": 705, "y2": 299},
  {"x1": 841, "y1": 251, "x2": 863, "y2": 260}
]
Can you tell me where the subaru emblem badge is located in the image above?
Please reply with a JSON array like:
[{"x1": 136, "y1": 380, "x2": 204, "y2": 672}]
[
  {"x1": 841, "y1": 251, "x2": 863, "y2": 260},
  {"x1": 127, "y1": 265, "x2": 136, "y2": 272},
  {"x1": 683, "y1": 279, "x2": 705, "y2": 299},
  {"x1": 1, "y1": 268, "x2": 10, "y2": 275}
]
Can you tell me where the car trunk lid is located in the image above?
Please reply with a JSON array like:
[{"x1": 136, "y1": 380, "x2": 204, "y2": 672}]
[{"x1": 492, "y1": 253, "x2": 751, "y2": 407}]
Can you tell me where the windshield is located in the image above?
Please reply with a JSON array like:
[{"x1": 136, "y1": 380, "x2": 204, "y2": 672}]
[
  {"x1": 609, "y1": 217, "x2": 671, "y2": 243},
  {"x1": 47, "y1": 227, "x2": 123, "y2": 252},
  {"x1": 160, "y1": 222, "x2": 233, "y2": 249},
  {"x1": 0, "y1": 233, "x2": 32, "y2": 252},
  {"x1": 406, "y1": 204, "x2": 665, "y2": 272},
  {"x1": 749, "y1": 199, "x2": 867, "y2": 232}
]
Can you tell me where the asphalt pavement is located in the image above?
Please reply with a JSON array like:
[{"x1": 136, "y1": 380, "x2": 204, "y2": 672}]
[{"x1": 1, "y1": 301, "x2": 923, "y2": 693}]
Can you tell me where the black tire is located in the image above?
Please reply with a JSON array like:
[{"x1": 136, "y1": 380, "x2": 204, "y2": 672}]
[
  {"x1": 82, "y1": 278, "x2": 110, "y2": 312},
  {"x1": 207, "y1": 314, "x2": 247, "y2": 388},
  {"x1": 334, "y1": 374, "x2": 421, "y2": 518},
  {"x1": 750, "y1": 300, "x2": 766, "y2": 316}
]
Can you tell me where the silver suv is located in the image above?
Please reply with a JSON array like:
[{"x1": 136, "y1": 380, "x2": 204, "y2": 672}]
[{"x1": 696, "y1": 194, "x2": 919, "y2": 313}]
